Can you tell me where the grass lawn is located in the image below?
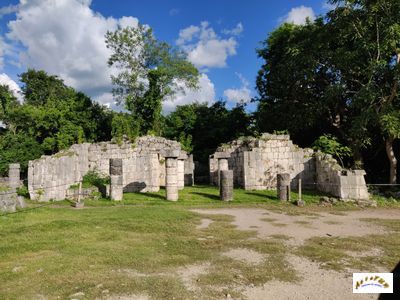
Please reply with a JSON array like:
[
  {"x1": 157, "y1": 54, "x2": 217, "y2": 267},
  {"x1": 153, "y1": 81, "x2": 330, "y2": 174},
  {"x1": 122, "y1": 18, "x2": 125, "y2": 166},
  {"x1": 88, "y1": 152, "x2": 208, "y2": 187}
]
[{"x1": 0, "y1": 185, "x2": 399, "y2": 299}]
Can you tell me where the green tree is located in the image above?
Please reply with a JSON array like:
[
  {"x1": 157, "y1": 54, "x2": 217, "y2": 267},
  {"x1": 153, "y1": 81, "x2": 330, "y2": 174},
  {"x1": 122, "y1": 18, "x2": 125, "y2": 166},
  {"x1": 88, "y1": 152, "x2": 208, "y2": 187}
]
[
  {"x1": 105, "y1": 24, "x2": 199, "y2": 135},
  {"x1": 256, "y1": 0, "x2": 400, "y2": 183},
  {"x1": 0, "y1": 132, "x2": 43, "y2": 176},
  {"x1": 164, "y1": 101, "x2": 253, "y2": 165},
  {"x1": 111, "y1": 112, "x2": 140, "y2": 144}
]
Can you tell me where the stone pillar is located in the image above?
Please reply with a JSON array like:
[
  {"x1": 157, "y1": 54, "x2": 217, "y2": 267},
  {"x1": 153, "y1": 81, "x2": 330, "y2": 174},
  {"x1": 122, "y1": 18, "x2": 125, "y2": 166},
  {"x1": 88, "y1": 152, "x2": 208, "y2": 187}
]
[
  {"x1": 277, "y1": 173, "x2": 291, "y2": 201},
  {"x1": 215, "y1": 152, "x2": 230, "y2": 187},
  {"x1": 177, "y1": 153, "x2": 187, "y2": 190},
  {"x1": 164, "y1": 150, "x2": 180, "y2": 201},
  {"x1": 8, "y1": 163, "x2": 21, "y2": 189},
  {"x1": 110, "y1": 158, "x2": 123, "y2": 201},
  {"x1": 220, "y1": 170, "x2": 233, "y2": 201}
]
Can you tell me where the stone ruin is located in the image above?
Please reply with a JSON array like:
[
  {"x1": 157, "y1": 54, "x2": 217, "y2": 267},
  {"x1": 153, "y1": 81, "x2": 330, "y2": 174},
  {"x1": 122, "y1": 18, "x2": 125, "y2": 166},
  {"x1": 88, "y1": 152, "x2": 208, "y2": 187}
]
[
  {"x1": 0, "y1": 164, "x2": 25, "y2": 212},
  {"x1": 28, "y1": 136, "x2": 195, "y2": 202},
  {"x1": 210, "y1": 133, "x2": 369, "y2": 200}
]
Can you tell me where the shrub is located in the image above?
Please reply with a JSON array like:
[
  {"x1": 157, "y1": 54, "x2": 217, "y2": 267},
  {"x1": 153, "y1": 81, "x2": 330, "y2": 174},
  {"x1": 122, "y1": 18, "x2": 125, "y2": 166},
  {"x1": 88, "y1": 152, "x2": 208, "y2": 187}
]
[
  {"x1": 16, "y1": 185, "x2": 30, "y2": 198},
  {"x1": 82, "y1": 170, "x2": 110, "y2": 188}
]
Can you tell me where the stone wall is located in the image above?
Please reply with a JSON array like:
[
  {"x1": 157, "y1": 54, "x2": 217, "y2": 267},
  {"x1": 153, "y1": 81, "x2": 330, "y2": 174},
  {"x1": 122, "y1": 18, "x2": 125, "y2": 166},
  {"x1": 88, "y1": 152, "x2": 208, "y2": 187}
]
[
  {"x1": 210, "y1": 134, "x2": 315, "y2": 190},
  {"x1": 28, "y1": 136, "x2": 193, "y2": 201},
  {"x1": 315, "y1": 153, "x2": 369, "y2": 200},
  {"x1": 0, "y1": 164, "x2": 24, "y2": 212},
  {"x1": 210, "y1": 133, "x2": 369, "y2": 200}
]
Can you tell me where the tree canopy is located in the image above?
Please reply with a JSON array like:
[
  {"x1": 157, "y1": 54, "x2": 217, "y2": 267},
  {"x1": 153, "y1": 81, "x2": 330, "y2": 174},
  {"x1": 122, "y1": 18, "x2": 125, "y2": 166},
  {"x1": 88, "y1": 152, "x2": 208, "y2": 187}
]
[
  {"x1": 105, "y1": 24, "x2": 199, "y2": 135},
  {"x1": 255, "y1": 0, "x2": 400, "y2": 183}
]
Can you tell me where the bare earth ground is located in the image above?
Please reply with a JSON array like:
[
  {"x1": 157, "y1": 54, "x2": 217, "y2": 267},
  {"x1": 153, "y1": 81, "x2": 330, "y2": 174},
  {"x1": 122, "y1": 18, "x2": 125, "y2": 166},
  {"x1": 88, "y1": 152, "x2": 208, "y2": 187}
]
[{"x1": 189, "y1": 208, "x2": 400, "y2": 300}]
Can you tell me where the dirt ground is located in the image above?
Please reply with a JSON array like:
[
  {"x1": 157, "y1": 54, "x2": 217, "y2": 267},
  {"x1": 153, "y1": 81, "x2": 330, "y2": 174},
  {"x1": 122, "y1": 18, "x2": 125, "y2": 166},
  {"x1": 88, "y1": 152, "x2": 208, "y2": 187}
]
[{"x1": 189, "y1": 208, "x2": 400, "y2": 300}]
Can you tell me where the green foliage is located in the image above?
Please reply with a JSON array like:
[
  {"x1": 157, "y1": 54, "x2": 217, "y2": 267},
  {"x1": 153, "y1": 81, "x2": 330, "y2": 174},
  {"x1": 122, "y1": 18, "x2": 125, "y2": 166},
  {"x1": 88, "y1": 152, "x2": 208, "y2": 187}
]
[
  {"x1": 111, "y1": 113, "x2": 139, "y2": 144},
  {"x1": 105, "y1": 24, "x2": 199, "y2": 135},
  {"x1": 16, "y1": 185, "x2": 30, "y2": 198},
  {"x1": 312, "y1": 135, "x2": 352, "y2": 167},
  {"x1": 82, "y1": 170, "x2": 110, "y2": 188},
  {"x1": 0, "y1": 132, "x2": 43, "y2": 176},
  {"x1": 0, "y1": 69, "x2": 113, "y2": 173},
  {"x1": 163, "y1": 102, "x2": 253, "y2": 165},
  {"x1": 255, "y1": 0, "x2": 400, "y2": 181}
]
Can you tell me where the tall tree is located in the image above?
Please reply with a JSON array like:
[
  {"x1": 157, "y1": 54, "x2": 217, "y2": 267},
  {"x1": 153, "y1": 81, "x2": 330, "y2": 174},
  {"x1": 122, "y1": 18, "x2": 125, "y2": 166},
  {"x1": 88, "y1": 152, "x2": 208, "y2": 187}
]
[
  {"x1": 256, "y1": 0, "x2": 400, "y2": 183},
  {"x1": 105, "y1": 24, "x2": 199, "y2": 135}
]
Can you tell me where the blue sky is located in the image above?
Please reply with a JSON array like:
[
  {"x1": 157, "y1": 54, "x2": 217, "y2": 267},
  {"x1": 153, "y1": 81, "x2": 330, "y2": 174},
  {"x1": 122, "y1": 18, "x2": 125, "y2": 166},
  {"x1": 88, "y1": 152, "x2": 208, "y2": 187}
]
[{"x1": 0, "y1": 0, "x2": 333, "y2": 112}]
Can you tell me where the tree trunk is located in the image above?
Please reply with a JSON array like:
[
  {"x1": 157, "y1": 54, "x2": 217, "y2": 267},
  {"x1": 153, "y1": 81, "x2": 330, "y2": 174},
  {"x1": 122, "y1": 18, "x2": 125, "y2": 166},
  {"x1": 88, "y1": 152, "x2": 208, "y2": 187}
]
[
  {"x1": 353, "y1": 146, "x2": 364, "y2": 169},
  {"x1": 385, "y1": 137, "x2": 397, "y2": 184}
]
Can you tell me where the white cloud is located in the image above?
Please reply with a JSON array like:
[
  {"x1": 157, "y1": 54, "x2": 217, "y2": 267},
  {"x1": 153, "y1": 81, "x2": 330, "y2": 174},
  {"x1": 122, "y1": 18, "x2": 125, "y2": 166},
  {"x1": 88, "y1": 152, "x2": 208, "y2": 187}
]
[
  {"x1": 0, "y1": 37, "x2": 5, "y2": 70},
  {"x1": 177, "y1": 21, "x2": 239, "y2": 69},
  {"x1": 163, "y1": 73, "x2": 215, "y2": 113},
  {"x1": 0, "y1": 4, "x2": 18, "y2": 18},
  {"x1": 283, "y1": 6, "x2": 315, "y2": 25},
  {"x1": 222, "y1": 22, "x2": 243, "y2": 36},
  {"x1": 0, "y1": 73, "x2": 23, "y2": 102},
  {"x1": 223, "y1": 72, "x2": 251, "y2": 103},
  {"x1": 322, "y1": 1, "x2": 337, "y2": 11},
  {"x1": 6, "y1": 0, "x2": 139, "y2": 101}
]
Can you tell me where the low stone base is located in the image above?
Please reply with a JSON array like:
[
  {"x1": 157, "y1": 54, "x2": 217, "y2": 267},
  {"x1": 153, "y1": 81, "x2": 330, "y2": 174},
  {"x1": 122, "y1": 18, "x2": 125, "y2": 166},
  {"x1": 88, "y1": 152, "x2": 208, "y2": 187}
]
[{"x1": 72, "y1": 201, "x2": 85, "y2": 209}]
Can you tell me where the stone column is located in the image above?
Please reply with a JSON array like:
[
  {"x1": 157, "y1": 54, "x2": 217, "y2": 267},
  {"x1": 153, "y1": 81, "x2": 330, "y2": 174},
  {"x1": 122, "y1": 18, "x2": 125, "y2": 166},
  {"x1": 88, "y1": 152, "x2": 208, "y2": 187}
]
[
  {"x1": 177, "y1": 153, "x2": 187, "y2": 190},
  {"x1": 277, "y1": 173, "x2": 291, "y2": 201},
  {"x1": 220, "y1": 170, "x2": 233, "y2": 201},
  {"x1": 164, "y1": 150, "x2": 180, "y2": 201},
  {"x1": 110, "y1": 158, "x2": 123, "y2": 201},
  {"x1": 215, "y1": 152, "x2": 230, "y2": 187},
  {"x1": 8, "y1": 163, "x2": 21, "y2": 189}
]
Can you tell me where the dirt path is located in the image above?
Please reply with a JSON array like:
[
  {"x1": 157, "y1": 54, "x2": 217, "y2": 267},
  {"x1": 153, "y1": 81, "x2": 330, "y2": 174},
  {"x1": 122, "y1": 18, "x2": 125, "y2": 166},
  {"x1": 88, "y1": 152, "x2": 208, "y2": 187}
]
[
  {"x1": 191, "y1": 208, "x2": 400, "y2": 245},
  {"x1": 191, "y1": 208, "x2": 400, "y2": 299}
]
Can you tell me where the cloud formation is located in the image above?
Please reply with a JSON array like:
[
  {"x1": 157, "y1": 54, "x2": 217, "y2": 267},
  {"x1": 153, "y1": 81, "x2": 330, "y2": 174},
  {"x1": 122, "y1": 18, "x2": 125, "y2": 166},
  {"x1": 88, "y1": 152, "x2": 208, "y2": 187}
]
[
  {"x1": 0, "y1": 73, "x2": 23, "y2": 102},
  {"x1": 223, "y1": 72, "x2": 251, "y2": 103},
  {"x1": 177, "y1": 21, "x2": 239, "y2": 69},
  {"x1": 0, "y1": 4, "x2": 18, "y2": 18},
  {"x1": 1, "y1": 1, "x2": 218, "y2": 112},
  {"x1": 5, "y1": 0, "x2": 139, "y2": 107},
  {"x1": 283, "y1": 6, "x2": 315, "y2": 25},
  {"x1": 222, "y1": 22, "x2": 243, "y2": 36},
  {"x1": 163, "y1": 73, "x2": 215, "y2": 113}
]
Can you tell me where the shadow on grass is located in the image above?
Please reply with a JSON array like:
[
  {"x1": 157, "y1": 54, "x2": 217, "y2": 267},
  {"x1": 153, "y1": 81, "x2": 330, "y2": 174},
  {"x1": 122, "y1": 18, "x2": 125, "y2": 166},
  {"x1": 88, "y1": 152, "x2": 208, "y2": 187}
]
[
  {"x1": 129, "y1": 192, "x2": 166, "y2": 201},
  {"x1": 191, "y1": 192, "x2": 220, "y2": 201},
  {"x1": 244, "y1": 191, "x2": 277, "y2": 201}
]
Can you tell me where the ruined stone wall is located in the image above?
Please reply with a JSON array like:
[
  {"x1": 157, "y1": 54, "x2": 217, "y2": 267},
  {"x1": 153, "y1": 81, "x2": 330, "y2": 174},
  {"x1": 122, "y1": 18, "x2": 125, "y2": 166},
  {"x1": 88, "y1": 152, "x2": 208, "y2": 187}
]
[
  {"x1": 28, "y1": 136, "x2": 191, "y2": 201},
  {"x1": 315, "y1": 153, "x2": 369, "y2": 200},
  {"x1": 210, "y1": 134, "x2": 369, "y2": 200},
  {"x1": 210, "y1": 134, "x2": 315, "y2": 189}
]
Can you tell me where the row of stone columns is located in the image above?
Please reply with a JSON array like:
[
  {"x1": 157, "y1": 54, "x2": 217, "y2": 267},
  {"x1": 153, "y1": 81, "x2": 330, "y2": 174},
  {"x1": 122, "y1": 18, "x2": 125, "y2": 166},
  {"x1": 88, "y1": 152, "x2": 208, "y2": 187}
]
[{"x1": 108, "y1": 152, "x2": 234, "y2": 202}]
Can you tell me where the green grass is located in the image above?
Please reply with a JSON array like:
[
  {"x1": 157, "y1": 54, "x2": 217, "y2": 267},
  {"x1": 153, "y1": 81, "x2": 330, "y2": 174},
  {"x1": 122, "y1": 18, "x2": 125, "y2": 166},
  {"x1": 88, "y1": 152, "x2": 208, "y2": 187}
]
[
  {"x1": 295, "y1": 218, "x2": 400, "y2": 272},
  {"x1": 1, "y1": 185, "x2": 399, "y2": 299},
  {"x1": 0, "y1": 191, "x2": 297, "y2": 299}
]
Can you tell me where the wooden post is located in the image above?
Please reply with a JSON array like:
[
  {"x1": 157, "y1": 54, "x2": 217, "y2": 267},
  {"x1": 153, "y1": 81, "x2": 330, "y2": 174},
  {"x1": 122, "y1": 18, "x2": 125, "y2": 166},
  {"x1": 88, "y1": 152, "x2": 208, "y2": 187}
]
[
  {"x1": 298, "y1": 178, "x2": 302, "y2": 200},
  {"x1": 296, "y1": 178, "x2": 305, "y2": 207},
  {"x1": 77, "y1": 181, "x2": 82, "y2": 204}
]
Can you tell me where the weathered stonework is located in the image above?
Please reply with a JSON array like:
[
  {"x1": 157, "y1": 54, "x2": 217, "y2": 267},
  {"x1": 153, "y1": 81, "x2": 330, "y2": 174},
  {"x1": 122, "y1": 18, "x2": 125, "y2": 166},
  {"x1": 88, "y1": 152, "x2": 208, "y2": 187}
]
[
  {"x1": 210, "y1": 133, "x2": 369, "y2": 200},
  {"x1": 220, "y1": 170, "x2": 233, "y2": 201},
  {"x1": 210, "y1": 134, "x2": 315, "y2": 190},
  {"x1": 165, "y1": 154, "x2": 179, "y2": 201},
  {"x1": 0, "y1": 164, "x2": 24, "y2": 213},
  {"x1": 28, "y1": 136, "x2": 194, "y2": 201},
  {"x1": 315, "y1": 153, "x2": 369, "y2": 200}
]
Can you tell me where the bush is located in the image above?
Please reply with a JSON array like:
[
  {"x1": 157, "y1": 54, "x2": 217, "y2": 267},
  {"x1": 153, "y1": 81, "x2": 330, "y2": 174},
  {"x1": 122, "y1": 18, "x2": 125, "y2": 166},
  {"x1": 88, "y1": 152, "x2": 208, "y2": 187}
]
[
  {"x1": 82, "y1": 170, "x2": 110, "y2": 188},
  {"x1": 16, "y1": 185, "x2": 30, "y2": 198}
]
